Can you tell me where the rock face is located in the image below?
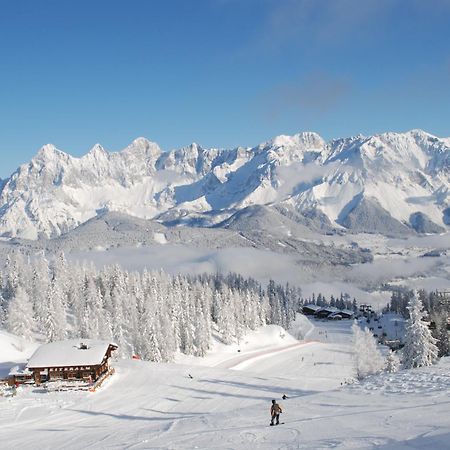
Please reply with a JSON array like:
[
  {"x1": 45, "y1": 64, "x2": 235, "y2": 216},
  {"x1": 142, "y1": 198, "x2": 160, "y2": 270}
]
[
  {"x1": 0, "y1": 130, "x2": 449, "y2": 239},
  {"x1": 338, "y1": 197, "x2": 413, "y2": 237},
  {"x1": 443, "y1": 208, "x2": 450, "y2": 226},
  {"x1": 409, "y1": 212, "x2": 445, "y2": 234}
]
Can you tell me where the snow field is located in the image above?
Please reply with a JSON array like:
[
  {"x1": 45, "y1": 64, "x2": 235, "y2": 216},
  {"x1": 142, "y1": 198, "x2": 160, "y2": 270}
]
[
  {"x1": 0, "y1": 330, "x2": 39, "y2": 378},
  {"x1": 2, "y1": 321, "x2": 450, "y2": 449}
]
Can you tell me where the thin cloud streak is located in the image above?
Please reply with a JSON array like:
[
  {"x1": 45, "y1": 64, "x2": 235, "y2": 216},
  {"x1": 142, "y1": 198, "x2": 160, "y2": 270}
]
[
  {"x1": 261, "y1": 72, "x2": 351, "y2": 122},
  {"x1": 255, "y1": 0, "x2": 394, "y2": 52},
  {"x1": 239, "y1": 0, "x2": 450, "y2": 55}
]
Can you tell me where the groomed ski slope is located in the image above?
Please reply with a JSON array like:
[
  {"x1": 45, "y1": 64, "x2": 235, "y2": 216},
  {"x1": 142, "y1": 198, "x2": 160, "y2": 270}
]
[{"x1": 1, "y1": 321, "x2": 450, "y2": 449}]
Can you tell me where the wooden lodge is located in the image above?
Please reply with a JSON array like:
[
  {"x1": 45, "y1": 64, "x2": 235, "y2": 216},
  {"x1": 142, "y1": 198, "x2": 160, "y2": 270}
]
[
  {"x1": 22, "y1": 340, "x2": 118, "y2": 386},
  {"x1": 302, "y1": 304, "x2": 322, "y2": 316},
  {"x1": 302, "y1": 304, "x2": 355, "y2": 320},
  {"x1": 315, "y1": 307, "x2": 339, "y2": 319},
  {"x1": 328, "y1": 309, "x2": 354, "y2": 320}
]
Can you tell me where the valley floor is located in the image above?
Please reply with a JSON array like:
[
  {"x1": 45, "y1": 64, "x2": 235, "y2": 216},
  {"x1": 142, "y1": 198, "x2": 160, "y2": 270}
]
[{"x1": 1, "y1": 321, "x2": 450, "y2": 449}]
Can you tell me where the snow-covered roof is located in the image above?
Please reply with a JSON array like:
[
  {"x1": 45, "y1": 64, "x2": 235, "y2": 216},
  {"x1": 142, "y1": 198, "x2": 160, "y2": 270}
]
[
  {"x1": 303, "y1": 304, "x2": 322, "y2": 311},
  {"x1": 316, "y1": 306, "x2": 339, "y2": 313},
  {"x1": 9, "y1": 365, "x2": 32, "y2": 376},
  {"x1": 27, "y1": 340, "x2": 117, "y2": 368}
]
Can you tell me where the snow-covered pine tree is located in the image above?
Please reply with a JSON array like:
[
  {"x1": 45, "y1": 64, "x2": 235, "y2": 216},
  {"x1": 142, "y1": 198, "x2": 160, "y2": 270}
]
[
  {"x1": 216, "y1": 288, "x2": 235, "y2": 345},
  {"x1": 126, "y1": 271, "x2": 142, "y2": 352},
  {"x1": 109, "y1": 265, "x2": 128, "y2": 356},
  {"x1": 2, "y1": 252, "x2": 23, "y2": 302},
  {"x1": 51, "y1": 252, "x2": 73, "y2": 309},
  {"x1": 285, "y1": 283, "x2": 301, "y2": 327},
  {"x1": 231, "y1": 288, "x2": 244, "y2": 345},
  {"x1": 129, "y1": 272, "x2": 145, "y2": 356},
  {"x1": 431, "y1": 313, "x2": 450, "y2": 358},
  {"x1": 402, "y1": 291, "x2": 439, "y2": 369},
  {"x1": 7, "y1": 285, "x2": 36, "y2": 341},
  {"x1": 0, "y1": 291, "x2": 6, "y2": 326},
  {"x1": 97, "y1": 268, "x2": 114, "y2": 340},
  {"x1": 145, "y1": 272, "x2": 165, "y2": 362},
  {"x1": 140, "y1": 283, "x2": 162, "y2": 363},
  {"x1": 192, "y1": 282, "x2": 211, "y2": 357},
  {"x1": 45, "y1": 276, "x2": 68, "y2": 342},
  {"x1": 259, "y1": 289, "x2": 270, "y2": 326},
  {"x1": 242, "y1": 290, "x2": 257, "y2": 330},
  {"x1": 80, "y1": 275, "x2": 105, "y2": 339},
  {"x1": 436, "y1": 317, "x2": 450, "y2": 357},
  {"x1": 121, "y1": 270, "x2": 138, "y2": 353},
  {"x1": 30, "y1": 256, "x2": 51, "y2": 334},
  {"x1": 179, "y1": 276, "x2": 195, "y2": 355},
  {"x1": 385, "y1": 350, "x2": 400, "y2": 373},
  {"x1": 267, "y1": 280, "x2": 282, "y2": 326},
  {"x1": 146, "y1": 320, "x2": 163, "y2": 362},
  {"x1": 155, "y1": 271, "x2": 177, "y2": 361},
  {"x1": 352, "y1": 322, "x2": 384, "y2": 379}
]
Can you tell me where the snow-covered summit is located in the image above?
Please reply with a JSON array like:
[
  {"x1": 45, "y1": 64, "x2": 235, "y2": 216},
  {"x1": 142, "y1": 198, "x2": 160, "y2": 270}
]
[
  {"x1": 264, "y1": 131, "x2": 326, "y2": 150},
  {"x1": 0, "y1": 129, "x2": 449, "y2": 239}
]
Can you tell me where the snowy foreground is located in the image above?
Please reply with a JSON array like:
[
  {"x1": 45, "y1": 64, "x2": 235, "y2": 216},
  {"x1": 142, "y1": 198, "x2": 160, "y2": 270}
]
[{"x1": 2, "y1": 321, "x2": 450, "y2": 449}]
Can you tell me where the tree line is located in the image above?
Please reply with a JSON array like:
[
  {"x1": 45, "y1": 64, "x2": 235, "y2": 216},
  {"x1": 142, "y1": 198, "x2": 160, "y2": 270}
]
[
  {"x1": 300, "y1": 292, "x2": 358, "y2": 311},
  {"x1": 0, "y1": 252, "x2": 302, "y2": 361}
]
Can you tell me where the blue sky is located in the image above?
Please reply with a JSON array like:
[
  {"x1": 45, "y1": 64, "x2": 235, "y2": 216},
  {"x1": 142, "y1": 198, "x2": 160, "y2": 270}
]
[{"x1": 0, "y1": 0, "x2": 449, "y2": 177}]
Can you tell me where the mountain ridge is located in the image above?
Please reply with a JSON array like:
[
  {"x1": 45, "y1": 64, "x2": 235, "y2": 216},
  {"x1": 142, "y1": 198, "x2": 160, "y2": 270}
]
[{"x1": 0, "y1": 129, "x2": 449, "y2": 239}]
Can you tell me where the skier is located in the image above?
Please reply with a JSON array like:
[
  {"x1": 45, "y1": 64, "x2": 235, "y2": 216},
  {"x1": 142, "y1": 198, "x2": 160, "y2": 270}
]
[{"x1": 270, "y1": 399, "x2": 282, "y2": 426}]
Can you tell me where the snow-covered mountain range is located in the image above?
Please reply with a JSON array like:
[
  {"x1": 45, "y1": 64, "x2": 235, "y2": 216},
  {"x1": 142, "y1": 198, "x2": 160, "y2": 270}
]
[{"x1": 0, "y1": 130, "x2": 449, "y2": 240}]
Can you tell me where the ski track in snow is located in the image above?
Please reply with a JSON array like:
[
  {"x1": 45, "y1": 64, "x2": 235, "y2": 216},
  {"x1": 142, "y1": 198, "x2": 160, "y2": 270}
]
[
  {"x1": 2, "y1": 321, "x2": 450, "y2": 449},
  {"x1": 214, "y1": 341, "x2": 317, "y2": 370}
]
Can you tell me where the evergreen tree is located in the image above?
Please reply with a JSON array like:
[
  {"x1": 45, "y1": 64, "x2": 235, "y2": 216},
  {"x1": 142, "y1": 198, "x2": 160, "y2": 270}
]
[
  {"x1": 157, "y1": 271, "x2": 177, "y2": 361},
  {"x1": 110, "y1": 267, "x2": 128, "y2": 356},
  {"x1": 193, "y1": 284, "x2": 211, "y2": 357},
  {"x1": 179, "y1": 277, "x2": 195, "y2": 355},
  {"x1": 402, "y1": 291, "x2": 439, "y2": 369},
  {"x1": 330, "y1": 295, "x2": 336, "y2": 308},
  {"x1": 232, "y1": 288, "x2": 244, "y2": 345},
  {"x1": 216, "y1": 288, "x2": 235, "y2": 345},
  {"x1": 267, "y1": 280, "x2": 282, "y2": 326},
  {"x1": 242, "y1": 290, "x2": 258, "y2": 330},
  {"x1": 30, "y1": 256, "x2": 51, "y2": 334},
  {"x1": 259, "y1": 289, "x2": 270, "y2": 325},
  {"x1": 352, "y1": 322, "x2": 384, "y2": 379},
  {"x1": 2, "y1": 253, "x2": 23, "y2": 301},
  {"x1": 7, "y1": 286, "x2": 35, "y2": 341},
  {"x1": 385, "y1": 350, "x2": 400, "y2": 373},
  {"x1": 0, "y1": 291, "x2": 6, "y2": 326},
  {"x1": 45, "y1": 277, "x2": 68, "y2": 342},
  {"x1": 432, "y1": 314, "x2": 450, "y2": 358}
]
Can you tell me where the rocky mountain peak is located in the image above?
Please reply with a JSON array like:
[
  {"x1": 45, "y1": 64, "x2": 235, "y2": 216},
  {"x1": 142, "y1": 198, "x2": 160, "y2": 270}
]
[
  {"x1": 33, "y1": 144, "x2": 68, "y2": 163},
  {"x1": 0, "y1": 130, "x2": 448, "y2": 239}
]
